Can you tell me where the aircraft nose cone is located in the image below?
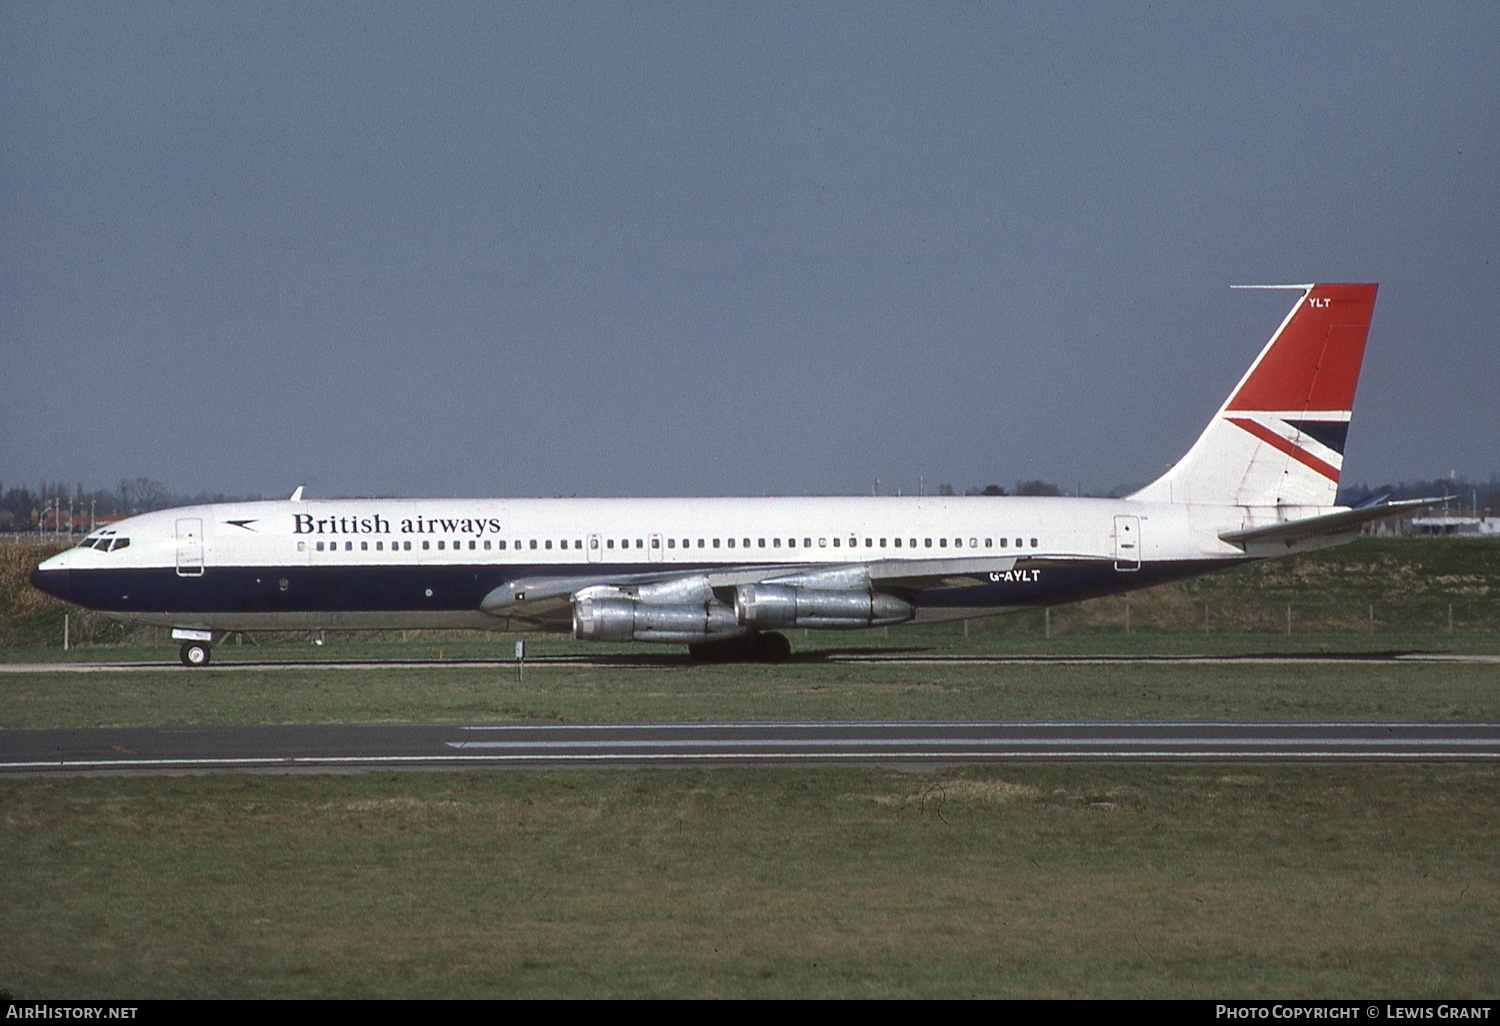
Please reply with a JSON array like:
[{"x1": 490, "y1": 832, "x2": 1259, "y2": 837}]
[{"x1": 30, "y1": 562, "x2": 65, "y2": 601}]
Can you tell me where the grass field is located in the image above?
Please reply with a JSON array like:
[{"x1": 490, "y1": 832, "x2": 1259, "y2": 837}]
[
  {"x1": 2, "y1": 647, "x2": 1500, "y2": 729},
  {"x1": 3, "y1": 537, "x2": 1498, "y2": 998},
  {"x1": 3, "y1": 765, "x2": 1497, "y2": 998}
]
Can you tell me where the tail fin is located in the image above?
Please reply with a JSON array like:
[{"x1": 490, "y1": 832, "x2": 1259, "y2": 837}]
[{"x1": 1131, "y1": 283, "x2": 1378, "y2": 507}]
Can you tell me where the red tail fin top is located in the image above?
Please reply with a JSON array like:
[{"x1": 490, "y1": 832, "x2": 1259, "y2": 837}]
[{"x1": 1225, "y1": 283, "x2": 1378, "y2": 413}]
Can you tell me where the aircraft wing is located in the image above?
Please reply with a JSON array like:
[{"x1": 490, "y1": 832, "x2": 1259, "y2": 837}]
[
  {"x1": 480, "y1": 554, "x2": 1020, "y2": 623},
  {"x1": 1218, "y1": 496, "x2": 1450, "y2": 547}
]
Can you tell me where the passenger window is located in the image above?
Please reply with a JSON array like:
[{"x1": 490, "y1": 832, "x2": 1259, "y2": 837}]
[
  {"x1": 940, "y1": 538, "x2": 948, "y2": 548},
  {"x1": 438, "y1": 541, "x2": 445, "y2": 550},
  {"x1": 955, "y1": 538, "x2": 962, "y2": 548},
  {"x1": 819, "y1": 538, "x2": 827, "y2": 548},
  {"x1": 316, "y1": 542, "x2": 325, "y2": 552},
  {"x1": 1015, "y1": 538, "x2": 1022, "y2": 548},
  {"x1": 298, "y1": 541, "x2": 306, "y2": 552},
  {"x1": 924, "y1": 538, "x2": 932, "y2": 548},
  {"x1": 484, "y1": 540, "x2": 491, "y2": 550},
  {"x1": 727, "y1": 538, "x2": 735, "y2": 548},
  {"x1": 403, "y1": 541, "x2": 412, "y2": 551},
  {"x1": 713, "y1": 539, "x2": 720, "y2": 548},
  {"x1": 423, "y1": 540, "x2": 431, "y2": 550},
  {"x1": 545, "y1": 540, "x2": 553, "y2": 550},
  {"x1": 743, "y1": 538, "x2": 750, "y2": 548},
  {"x1": 559, "y1": 540, "x2": 567, "y2": 550},
  {"x1": 498, "y1": 540, "x2": 506, "y2": 550},
  {"x1": 470, "y1": 540, "x2": 477, "y2": 550},
  {"x1": 1031, "y1": 538, "x2": 1038, "y2": 547},
  {"x1": 758, "y1": 538, "x2": 765, "y2": 548},
  {"x1": 804, "y1": 538, "x2": 812, "y2": 548},
  {"x1": 866, "y1": 538, "x2": 873, "y2": 547},
  {"x1": 637, "y1": 539, "x2": 644, "y2": 549},
  {"x1": 651, "y1": 538, "x2": 660, "y2": 549},
  {"x1": 832, "y1": 538, "x2": 840, "y2": 547},
  {"x1": 698, "y1": 539, "x2": 706, "y2": 548},
  {"x1": 985, "y1": 538, "x2": 992, "y2": 548},
  {"x1": 607, "y1": 539, "x2": 615, "y2": 549},
  {"x1": 361, "y1": 541, "x2": 369, "y2": 551},
  {"x1": 1000, "y1": 538, "x2": 1008, "y2": 547},
  {"x1": 668, "y1": 538, "x2": 675, "y2": 548},
  {"x1": 590, "y1": 538, "x2": 599, "y2": 549},
  {"x1": 529, "y1": 540, "x2": 538, "y2": 550},
  {"x1": 894, "y1": 538, "x2": 902, "y2": 548},
  {"x1": 773, "y1": 538, "x2": 781, "y2": 548}
]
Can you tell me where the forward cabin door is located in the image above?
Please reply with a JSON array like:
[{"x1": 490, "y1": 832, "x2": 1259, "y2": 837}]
[
  {"x1": 587, "y1": 534, "x2": 603, "y2": 563},
  {"x1": 1113, "y1": 515, "x2": 1141, "y2": 572},
  {"x1": 175, "y1": 518, "x2": 205, "y2": 577}
]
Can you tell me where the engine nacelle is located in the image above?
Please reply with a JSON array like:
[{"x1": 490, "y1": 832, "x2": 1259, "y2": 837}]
[
  {"x1": 733, "y1": 584, "x2": 913, "y2": 630},
  {"x1": 573, "y1": 595, "x2": 745, "y2": 643}
]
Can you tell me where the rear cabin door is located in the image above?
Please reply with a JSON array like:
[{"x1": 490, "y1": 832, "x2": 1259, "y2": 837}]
[
  {"x1": 1113, "y1": 515, "x2": 1141, "y2": 572},
  {"x1": 175, "y1": 517, "x2": 205, "y2": 577}
]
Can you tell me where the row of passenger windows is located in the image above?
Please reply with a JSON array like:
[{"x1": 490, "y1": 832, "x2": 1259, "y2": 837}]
[{"x1": 302, "y1": 535, "x2": 1042, "y2": 553}]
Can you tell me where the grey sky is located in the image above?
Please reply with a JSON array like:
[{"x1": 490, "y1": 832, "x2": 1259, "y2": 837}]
[{"x1": 3, "y1": 2, "x2": 1496, "y2": 499}]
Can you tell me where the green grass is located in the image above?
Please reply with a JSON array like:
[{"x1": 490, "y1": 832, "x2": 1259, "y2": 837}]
[
  {"x1": 3, "y1": 765, "x2": 1496, "y2": 998},
  {"x1": 3, "y1": 645, "x2": 1499, "y2": 728}
]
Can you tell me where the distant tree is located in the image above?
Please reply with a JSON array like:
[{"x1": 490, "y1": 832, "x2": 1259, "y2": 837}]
[
  {"x1": 937, "y1": 483, "x2": 955, "y2": 497},
  {"x1": 1015, "y1": 479, "x2": 1062, "y2": 496}
]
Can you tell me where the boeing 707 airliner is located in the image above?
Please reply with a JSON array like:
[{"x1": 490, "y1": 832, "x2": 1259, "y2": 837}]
[{"x1": 32, "y1": 283, "x2": 1436, "y2": 664}]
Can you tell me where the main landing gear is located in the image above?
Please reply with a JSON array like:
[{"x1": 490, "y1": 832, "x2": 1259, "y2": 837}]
[{"x1": 688, "y1": 631, "x2": 792, "y2": 664}]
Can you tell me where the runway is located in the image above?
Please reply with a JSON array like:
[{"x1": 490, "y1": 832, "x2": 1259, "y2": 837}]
[
  {"x1": 3, "y1": 719, "x2": 1498, "y2": 774},
  {"x1": 2, "y1": 650, "x2": 1498, "y2": 673}
]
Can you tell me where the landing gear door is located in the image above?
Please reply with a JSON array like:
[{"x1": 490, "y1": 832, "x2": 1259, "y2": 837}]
[
  {"x1": 1113, "y1": 514, "x2": 1141, "y2": 572},
  {"x1": 176, "y1": 517, "x2": 205, "y2": 577}
]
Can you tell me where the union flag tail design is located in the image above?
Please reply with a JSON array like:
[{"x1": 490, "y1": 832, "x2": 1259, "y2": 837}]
[{"x1": 1132, "y1": 283, "x2": 1378, "y2": 508}]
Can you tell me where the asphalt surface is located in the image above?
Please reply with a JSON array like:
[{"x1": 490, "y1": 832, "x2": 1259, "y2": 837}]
[
  {"x1": 3, "y1": 720, "x2": 1499, "y2": 774},
  {"x1": 2, "y1": 651, "x2": 1498, "y2": 673}
]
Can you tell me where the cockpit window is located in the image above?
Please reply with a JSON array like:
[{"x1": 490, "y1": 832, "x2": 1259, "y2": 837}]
[{"x1": 110, "y1": 538, "x2": 130, "y2": 551}]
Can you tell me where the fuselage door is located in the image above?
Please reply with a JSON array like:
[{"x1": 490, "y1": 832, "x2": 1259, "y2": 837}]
[
  {"x1": 586, "y1": 534, "x2": 603, "y2": 563},
  {"x1": 1113, "y1": 514, "x2": 1141, "y2": 572},
  {"x1": 176, "y1": 518, "x2": 205, "y2": 577},
  {"x1": 648, "y1": 533, "x2": 664, "y2": 563}
]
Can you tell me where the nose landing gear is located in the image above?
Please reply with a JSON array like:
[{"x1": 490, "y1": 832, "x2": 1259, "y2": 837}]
[
  {"x1": 179, "y1": 641, "x2": 212, "y2": 667},
  {"x1": 172, "y1": 628, "x2": 214, "y2": 667}
]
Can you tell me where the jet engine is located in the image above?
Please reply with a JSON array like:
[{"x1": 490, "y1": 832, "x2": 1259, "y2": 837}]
[
  {"x1": 734, "y1": 582, "x2": 913, "y2": 630},
  {"x1": 571, "y1": 576, "x2": 747, "y2": 644}
]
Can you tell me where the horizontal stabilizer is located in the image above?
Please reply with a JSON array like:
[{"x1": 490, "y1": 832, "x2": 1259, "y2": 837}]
[{"x1": 1219, "y1": 497, "x2": 1451, "y2": 547}]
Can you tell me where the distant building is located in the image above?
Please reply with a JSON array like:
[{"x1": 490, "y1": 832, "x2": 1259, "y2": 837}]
[{"x1": 1409, "y1": 516, "x2": 1500, "y2": 537}]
